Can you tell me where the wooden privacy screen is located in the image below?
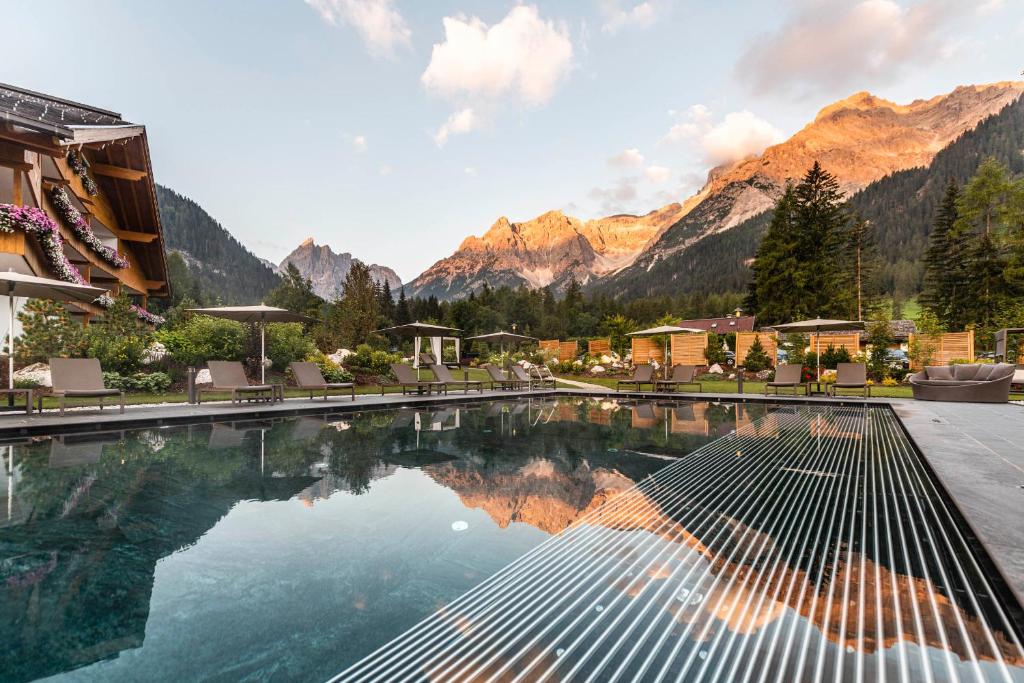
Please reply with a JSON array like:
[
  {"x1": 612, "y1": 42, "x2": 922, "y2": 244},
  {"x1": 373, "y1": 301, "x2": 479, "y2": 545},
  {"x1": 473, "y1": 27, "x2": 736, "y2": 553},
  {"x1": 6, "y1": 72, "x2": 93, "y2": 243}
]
[
  {"x1": 588, "y1": 338, "x2": 611, "y2": 356},
  {"x1": 808, "y1": 333, "x2": 861, "y2": 356},
  {"x1": 908, "y1": 330, "x2": 975, "y2": 367},
  {"x1": 539, "y1": 340, "x2": 559, "y2": 353},
  {"x1": 670, "y1": 333, "x2": 708, "y2": 366},
  {"x1": 557, "y1": 341, "x2": 578, "y2": 362},
  {"x1": 631, "y1": 337, "x2": 664, "y2": 364},
  {"x1": 735, "y1": 332, "x2": 778, "y2": 366}
]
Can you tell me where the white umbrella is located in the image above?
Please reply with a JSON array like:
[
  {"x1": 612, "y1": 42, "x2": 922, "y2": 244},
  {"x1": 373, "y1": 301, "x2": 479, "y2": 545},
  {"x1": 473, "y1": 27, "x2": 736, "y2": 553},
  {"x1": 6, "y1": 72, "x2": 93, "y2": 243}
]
[
  {"x1": 187, "y1": 305, "x2": 318, "y2": 383},
  {"x1": 376, "y1": 321, "x2": 461, "y2": 378},
  {"x1": 0, "y1": 271, "x2": 106, "y2": 390},
  {"x1": 627, "y1": 325, "x2": 704, "y2": 378},
  {"x1": 772, "y1": 318, "x2": 865, "y2": 380},
  {"x1": 466, "y1": 331, "x2": 537, "y2": 372}
]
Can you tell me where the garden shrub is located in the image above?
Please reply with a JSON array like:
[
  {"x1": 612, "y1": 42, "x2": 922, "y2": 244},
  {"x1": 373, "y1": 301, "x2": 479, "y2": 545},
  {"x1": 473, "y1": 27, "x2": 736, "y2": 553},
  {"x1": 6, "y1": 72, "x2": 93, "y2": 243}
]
[
  {"x1": 818, "y1": 344, "x2": 851, "y2": 369},
  {"x1": 346, "y1": 344, "x2": 402, "y2": 376},
  {"x1": 306, "y1": 350, "x2": 354, "y2": 383},
  {"x1": 704, "y1": 332, "x2": 727, "y2": 365},
  {"x1": 84, "y1": 294, "x2": 152, "y2": 374},
  {"x1": 266, "y1": 323, "x2": 314, "y2": 370},
  {"x1": 102, "y1": 371, "x2": 172, "y2": 393},
  {"x1": 16, "y1": 299, "x2": 85, "y2": 364},
  {"x1": 742, "y1": 336, "x2": 771, "y2": 372},
  {"x1": 158, "y1": 315, "x2": 247, "y2": 367}
]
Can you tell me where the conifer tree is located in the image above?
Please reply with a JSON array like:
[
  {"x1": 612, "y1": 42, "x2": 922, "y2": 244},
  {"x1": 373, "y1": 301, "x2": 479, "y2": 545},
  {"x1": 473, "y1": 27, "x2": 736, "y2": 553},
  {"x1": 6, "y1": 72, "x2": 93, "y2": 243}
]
[
  {"x1": 395, "y1": 287, "x2": 411, "y2": 325},
  {"x1": 920, "y1": 180, "x2": 970, "y2": 328}
]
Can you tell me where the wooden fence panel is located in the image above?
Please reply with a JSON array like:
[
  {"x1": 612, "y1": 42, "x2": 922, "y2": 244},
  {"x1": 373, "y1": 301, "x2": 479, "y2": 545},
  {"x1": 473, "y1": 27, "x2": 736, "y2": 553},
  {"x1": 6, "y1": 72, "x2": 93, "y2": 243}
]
[
  {"x1": 557, "y1": 341, "x2": 578, "y2": 362},
  {"x1": 809, "y1": 333, "x2": 861, "y2": 356},
  {"x1": 908, "y1": 330, "x2": 975, "y2": 367},
  {"x1": 670, "y1": 333, "x2": 708, "y2": 366},
  {"x1": 588, "y1": 338, "x2": 611, "y2": 356},
  {"x1": 631, "y1": 337, "x2": 664, "y2": 365},
  {"x1": 539, "y1": 340, "x2": 559, "y2": 356},
  {"x1": 735, "y1": 332, "x2": 777, "y2": 366}
]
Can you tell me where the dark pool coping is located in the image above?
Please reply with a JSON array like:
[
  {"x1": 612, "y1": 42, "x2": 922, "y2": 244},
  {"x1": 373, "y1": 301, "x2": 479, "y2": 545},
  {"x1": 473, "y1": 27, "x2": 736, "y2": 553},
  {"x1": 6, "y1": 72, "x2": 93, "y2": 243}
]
[{"x1": 1, "y1": 387, "x2": 1020, "y2": 614}]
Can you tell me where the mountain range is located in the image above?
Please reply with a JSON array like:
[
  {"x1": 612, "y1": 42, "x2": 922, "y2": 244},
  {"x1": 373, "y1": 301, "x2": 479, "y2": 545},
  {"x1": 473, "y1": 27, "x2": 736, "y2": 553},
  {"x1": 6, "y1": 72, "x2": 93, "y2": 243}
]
[
  {"x1": 278, "y1": 238, "x2": 402, "y2": 299},
  {"x1": 407, "y1": 82, "x2": 1024, "y2": 301}
]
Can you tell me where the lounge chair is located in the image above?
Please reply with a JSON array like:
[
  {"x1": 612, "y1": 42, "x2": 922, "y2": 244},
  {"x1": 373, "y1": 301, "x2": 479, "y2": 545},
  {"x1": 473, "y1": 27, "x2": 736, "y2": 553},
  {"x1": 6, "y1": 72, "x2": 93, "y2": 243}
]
[
  {"x1": 655, "y1": 365, "x2": 702, "y2": 392},
  {"x1": 909, "y1": 363, "x2": 1015, "y2": 403},
  {"x1": 381, "y1": 363, "x2": 446, "y2": 395},
  {"x1": 531, "y1": 364, "x2": 558, "y2": 389},
  {"x1": 418, "y1": 352, "x2": 437, "y2": 366},
  {"x1": 764, "y1": 363, "x2": 807, "y2": 396},
  {"x1": 616, "y1": 364, "x2": 655, "y2": 392},
  {"x1": 430, "y1": 363, "x2": 484, "y2": 393},
  {"x1": 830, "y1": 363, "x2": 870, "y2": 397},
  {"x1": 48, "y1": 357, "x2": 125, "y2": 415},
  {"x1": 199, "y1": 361, "x2": 281, "y2": 405},
  {"x1": 289, "y1": 361, "x2": 355, "y2": 401},
  {"x1": 483, "y1": 363, "x2": 525, "y2": 390},
  {"x1": 511, "y1": 365, "x2": 544, "y2": 390}
]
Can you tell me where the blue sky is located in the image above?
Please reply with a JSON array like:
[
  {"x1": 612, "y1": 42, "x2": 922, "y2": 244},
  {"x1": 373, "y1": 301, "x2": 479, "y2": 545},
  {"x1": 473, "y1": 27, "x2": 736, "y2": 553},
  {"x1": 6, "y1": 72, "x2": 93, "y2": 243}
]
[{"x1": 5, "y1": 0, "x2": 1022, "y2": 281}]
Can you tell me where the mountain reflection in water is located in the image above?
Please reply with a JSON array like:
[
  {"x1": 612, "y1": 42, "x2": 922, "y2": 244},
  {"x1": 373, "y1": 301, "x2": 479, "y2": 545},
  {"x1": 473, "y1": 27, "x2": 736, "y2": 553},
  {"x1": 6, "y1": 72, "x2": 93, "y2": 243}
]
[{"x1": 0, "y1": 397, "x2": 748, "y2": 682}]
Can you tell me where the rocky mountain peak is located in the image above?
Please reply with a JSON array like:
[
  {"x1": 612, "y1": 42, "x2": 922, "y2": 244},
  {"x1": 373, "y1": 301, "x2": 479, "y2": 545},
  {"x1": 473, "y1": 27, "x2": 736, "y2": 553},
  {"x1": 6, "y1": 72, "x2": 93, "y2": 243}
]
[{"x1": 280, "y1": 238, "x2": 402, "y2": 300}]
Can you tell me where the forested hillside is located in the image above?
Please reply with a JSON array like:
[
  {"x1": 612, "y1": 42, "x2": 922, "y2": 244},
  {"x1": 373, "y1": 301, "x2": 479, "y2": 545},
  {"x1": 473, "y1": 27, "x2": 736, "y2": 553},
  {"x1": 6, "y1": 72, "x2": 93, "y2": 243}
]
[
  {"x1": 595, "y1": 96, "x2": 1024, "y2": 301},
  {"x1": 156, "y1": 185, "x2": 280, "y2": 304}
]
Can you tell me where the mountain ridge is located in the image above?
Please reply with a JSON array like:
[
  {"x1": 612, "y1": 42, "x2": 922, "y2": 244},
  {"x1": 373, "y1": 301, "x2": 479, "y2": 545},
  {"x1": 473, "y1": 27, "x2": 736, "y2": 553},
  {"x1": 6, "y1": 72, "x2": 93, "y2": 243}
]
[{"x1": 280, "y1": 237, "x2": 402, "y2": 300}]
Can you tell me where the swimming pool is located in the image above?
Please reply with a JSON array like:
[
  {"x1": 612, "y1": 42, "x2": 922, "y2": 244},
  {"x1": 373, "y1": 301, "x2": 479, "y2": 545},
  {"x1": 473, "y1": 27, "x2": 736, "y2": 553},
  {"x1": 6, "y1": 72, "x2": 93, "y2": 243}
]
[
  {"x1": 1, "y1": 398, "x2": 1021, "y2": 682},
  {"x1": 0, "y1": 397, "x2": 759, "y2": 681}
]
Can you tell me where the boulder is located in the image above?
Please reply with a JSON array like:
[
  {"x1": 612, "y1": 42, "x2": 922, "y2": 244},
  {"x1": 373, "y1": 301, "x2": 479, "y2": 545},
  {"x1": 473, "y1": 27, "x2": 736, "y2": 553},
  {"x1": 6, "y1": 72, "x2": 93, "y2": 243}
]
[
  {"x1": 328, "y1": 348, "x2": 353, "y2": 365},
  {"x1": 195, "y1": 368, "x2": 212, "y2": 385},
  {"x1": 708, "y1": 363, "x2": 724, "y2": 374},
  {"x1": 13, "y1": 362, "x2": 50, "y2": 387},
  {"x1": 591, "y1": 365, "x2": 606, "y2": 374}
]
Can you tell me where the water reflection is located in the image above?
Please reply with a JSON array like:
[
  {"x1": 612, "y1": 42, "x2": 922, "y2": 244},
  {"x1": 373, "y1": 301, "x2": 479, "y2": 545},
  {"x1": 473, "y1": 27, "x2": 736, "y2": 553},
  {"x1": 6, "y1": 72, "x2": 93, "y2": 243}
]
[{"x1": 0, "y1": 397, "x2": 748, "y2": 682}]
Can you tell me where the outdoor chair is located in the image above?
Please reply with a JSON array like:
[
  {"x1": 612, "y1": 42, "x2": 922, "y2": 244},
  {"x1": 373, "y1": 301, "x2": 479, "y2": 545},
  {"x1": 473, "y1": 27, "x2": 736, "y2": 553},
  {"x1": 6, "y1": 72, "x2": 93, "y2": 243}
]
[
  {"x1": 48, "y1": 357, "x2": 125, "y2": 415},
  {"x1": 830, "y1": 362, "x2": 870, "y2": 397},
  {"x1": 199, "y1": 361, "x2": 281, "y2": 405},
  {"x1": 483, "y1": 363, "x2": 525, "y2": 390},
  {"x1": 430, "y1": 363, "x2": 484, "y2": 393},
  {"x1": 909, "y1": 363, "x2": 1015, "y2": 403},
  {"x1": 655, "y1": 365, "x2": 702, "y2": 393},
  {"x1": 531, "y1": 364, "x2": 558, "y2": 389},
  {"x1": 418, "y1": 352, "x2": 437, "y2": 366},
  {"x1": 381, "y1": 363, "x2": 445, "y2": 395},
  {"x1": 764, "y1": 363, "x2": 807, "y2": 396},
  {"x1": 511, "y1": 365, "x2": 547, "y2": 390},
  {"x1": 616, "y1": 364, "x2": 655, "y2": 392},
  {"x1": 289, "y1": 361, "x2": 355, "y2": 401}
]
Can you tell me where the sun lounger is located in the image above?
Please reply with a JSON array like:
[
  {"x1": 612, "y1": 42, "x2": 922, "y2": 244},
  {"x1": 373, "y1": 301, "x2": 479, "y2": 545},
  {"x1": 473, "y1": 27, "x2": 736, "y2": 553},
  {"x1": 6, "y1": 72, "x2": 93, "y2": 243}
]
[
  {"x1": 655, "y1": 365, "x2": 702, "y2": 392},
  {"x1": 511, "y1": 365, "x2": 545, "y2": 390},
  {"x1": 483, "y1": 363, "x2": 525, "y2": 390},
  {"x1": 829, "y1": 362, "x2": 870, "y2": 397},
  {"x1": 764, "y1": 363, "x2": 807, "y2": 396},
  {"x1": 430, "y1": 364, "x2": 484, "y2": 393},
  {"x1": 381, "y1": 363, "x2": 446, "y2": 395},
  {"x1": 289, "y1": 361, "x2": 355, "y2": 401},
  {"x1": 199, "y1": 360, "x2": 281, "y2": 405},
  {"x1": 616, "y1": 364, "x2": 655, "y2": 391},
  {"x1": 530, "y1": 364, "x2": 557, "y2": 389},
  {"x1": 48, "y1": 357, "x2": 125, "y2": 415}
]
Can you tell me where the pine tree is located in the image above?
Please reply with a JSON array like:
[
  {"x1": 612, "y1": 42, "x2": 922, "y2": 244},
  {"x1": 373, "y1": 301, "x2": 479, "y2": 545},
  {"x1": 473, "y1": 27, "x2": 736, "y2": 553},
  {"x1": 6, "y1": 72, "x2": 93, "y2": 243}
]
[
  {"x1": 747, "y1": 185, "x2": 801, "y2": 326},
  {"x1": 265, "y1": 263, "x2": 323, "y2": 317},
  {"x1": 16, "y1": 299, "x2": 85, "y2": 365},
  {"x1": 845, "y1": 214, "x2": 879, "y2": 320},
  {"x1": 337, "y1": 261, "x2": 380, "y2": 347},
  {"x1": 792, "y1": 161, "x2": 852, "y2": 318},
  {"x1": 395, "y1": 287, "x2": 411, "y2": 325},
  {"x1": 920, "y1": 181, "x2": 970, "y2": 328}
]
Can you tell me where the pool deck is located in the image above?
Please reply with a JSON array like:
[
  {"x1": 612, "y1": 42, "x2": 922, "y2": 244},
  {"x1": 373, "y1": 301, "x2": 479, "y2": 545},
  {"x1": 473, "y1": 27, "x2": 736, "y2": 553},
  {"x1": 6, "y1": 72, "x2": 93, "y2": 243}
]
[{"x1": 0, "y1": 387, "x2": 1021, "y2": 614}]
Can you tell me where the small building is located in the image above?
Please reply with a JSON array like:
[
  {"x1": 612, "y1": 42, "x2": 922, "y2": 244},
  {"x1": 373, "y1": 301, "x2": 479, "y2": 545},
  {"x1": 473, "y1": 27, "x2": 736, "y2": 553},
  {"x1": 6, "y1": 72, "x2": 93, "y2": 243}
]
[
  {"x1": 0, "y1": 83, "x2": 168, "y2": 324},
  {"x1": 676, "y1": 315, "x2": 756, "y2": 334}
]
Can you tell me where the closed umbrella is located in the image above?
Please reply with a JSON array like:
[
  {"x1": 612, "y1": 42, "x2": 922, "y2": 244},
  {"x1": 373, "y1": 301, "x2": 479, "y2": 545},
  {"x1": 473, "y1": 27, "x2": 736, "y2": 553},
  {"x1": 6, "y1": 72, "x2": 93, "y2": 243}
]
[
  {"x1": 772, "y1": 318, "x2": 865, "y2": 380},
  {"x1": 187, "y1": 305, "x2": 318, "y2": 383},
  {"x1": 0, "y1": 270, "x2": 106, "y2": 391},
  {"x1": 466, "y1": 331, "x2": 537, "y2": 372},
  {"x1": 627, "y1": 325, "x2": 704, "y2": 378}
]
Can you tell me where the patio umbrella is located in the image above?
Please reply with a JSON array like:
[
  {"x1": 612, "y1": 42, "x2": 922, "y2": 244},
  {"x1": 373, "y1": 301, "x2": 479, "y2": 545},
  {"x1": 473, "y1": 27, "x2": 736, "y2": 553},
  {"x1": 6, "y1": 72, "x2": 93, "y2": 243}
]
[
  {"x1": 0, "y1": 271, "x2": 106, "y2": 390},
  {"x1": 376, "y1": 321, "x2": 461, "y2": 377},
  {"x1": 772, "y1": 318, "x2": 865, "y2": 380},
  {"x1": 465, "y1": 331, "x2": 537, "y2": 372},
  {"x1": 627, "y1": 325, "x2": 704, "y2": 378},
  {"x1": 187, "y1": 305, "x2": 318, "y2": 383}
]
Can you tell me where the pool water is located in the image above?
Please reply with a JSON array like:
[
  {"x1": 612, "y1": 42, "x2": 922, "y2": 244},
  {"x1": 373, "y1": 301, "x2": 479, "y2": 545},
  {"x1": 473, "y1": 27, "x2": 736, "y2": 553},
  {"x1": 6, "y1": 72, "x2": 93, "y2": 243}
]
[{"x1": 0, "y1": 397, "x2": 761, "y2": 682}]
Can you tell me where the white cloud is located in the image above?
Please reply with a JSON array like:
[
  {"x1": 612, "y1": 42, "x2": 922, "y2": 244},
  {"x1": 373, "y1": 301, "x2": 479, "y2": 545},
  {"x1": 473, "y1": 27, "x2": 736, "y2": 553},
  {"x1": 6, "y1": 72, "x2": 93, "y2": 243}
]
[
  {"x1": 378, "y1": 163, "x2": 392, "y2": 176},
  {"x1": 588, "y1": 177, "x2": 639, "y2": 214},
  {"x1": 601, "y1": 1, "x2": 666, "y2": 34},
  {"x1": 663, "y1": 106, "x2": 784, "y2": 167},
  {"x1": 977, "y1": 0, "x2": 1004, "y2": 15},
  {"x1": 306, "y1": 0, "x2": 411, "y2": 57},
  {"x1": 433, "y1": 108, "x2": 477, "y2": 147},
  {"x1": 644, "y1": 165, "x2": 672, "y2": 183},
  {"x1": 352, "y1": 135, "x2": 368, "y2": 152},
  {"x1": 608, "y1": 148, "x2": 645, "y2": 168},
  {"x1": 736, "y1": 0, "x2": 972, "y2": 97},
  {"x1": 464, "y1": 167, "x2": 477, "y2": 176},
  {"x1": 421, "y1": 6, "x2": 573, "y2": 107}
]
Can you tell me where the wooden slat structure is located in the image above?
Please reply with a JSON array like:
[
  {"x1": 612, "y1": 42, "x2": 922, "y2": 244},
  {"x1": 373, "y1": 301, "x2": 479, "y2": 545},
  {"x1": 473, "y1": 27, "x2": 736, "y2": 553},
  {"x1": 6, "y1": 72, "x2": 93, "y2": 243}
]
[
  {"x1": 670, "y1": 333, "x2": 708, "y2": 366},
  {"x1": 539, "y1": 340, "x2": 578, "y2": 362},
  {"x1": 588, "y1": 338, "x2": 611, "y2": 356},
  {"x1": 909, "y1": 330, "x2": 975, "y2": 368},
  {"x1": 539, "y1": 340, "x2": 559, "y2": 355},
  {"x1": 631, "y1": 337, "x2": 664, "y2": 365},
  {"x1": 809, "y1": 333, "x2": 861, "y2": 356},
  {"x1": 735, "y1": 332, "x2": 778, "y2": 367}
]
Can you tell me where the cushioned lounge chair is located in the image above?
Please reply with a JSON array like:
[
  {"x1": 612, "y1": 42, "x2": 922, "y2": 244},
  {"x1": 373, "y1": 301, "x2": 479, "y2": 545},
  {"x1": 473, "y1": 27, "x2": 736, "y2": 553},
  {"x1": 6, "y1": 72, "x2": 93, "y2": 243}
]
[
  {"x1": 511, "y1": 365, "x2": 546, "y2": 390},
  {"x1": 49, "y1": 357, "x2": 125, "y2": 415},
  {"x1": 655, "y1": 365, "x2": 701, "y2": 392},
  {"x1": 764, "y1": 363, "x2": 807, "y2": 396},
  {"x1": 616, "y1": 364, "x2": 655, "y2": 392},
  {"x1": 199, "y1": 361, "x2": 281, "y2": 404},
  {"x1": 430, "y1": 363, "x2": 484, "y2": 393},
  {"x1": 909, "y1": 363, "x2": 1014, "y2": 403},
  {"x1": 830, "y1": 362, "x2": 870, "y2": 397},
  {"x1": 531, "y1": 364, "x2": 558, "y2": 389},
  {"x1": 381, "y1": 363, "x2": 445, "y2": 395},
  {"x1": 483, "y1": 363, "x2": 525, "y2": 390},
  {"x1": 289, "y1": 361, "x2": 355, "y2": 401}
]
